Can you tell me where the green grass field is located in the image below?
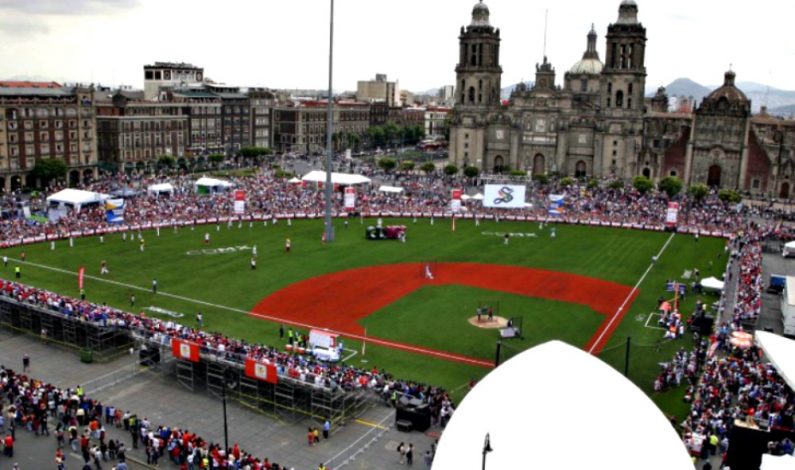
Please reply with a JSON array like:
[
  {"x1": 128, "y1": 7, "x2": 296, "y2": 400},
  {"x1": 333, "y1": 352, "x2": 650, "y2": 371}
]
[{"x1": 0, "y1": 218, "x2": 726, "y2": 419}]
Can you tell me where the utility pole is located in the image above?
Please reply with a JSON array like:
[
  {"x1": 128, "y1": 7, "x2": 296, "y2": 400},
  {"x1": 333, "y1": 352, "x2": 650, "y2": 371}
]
[{"x1": 323, "y1": 0, "x2": 336, "y2": 243}]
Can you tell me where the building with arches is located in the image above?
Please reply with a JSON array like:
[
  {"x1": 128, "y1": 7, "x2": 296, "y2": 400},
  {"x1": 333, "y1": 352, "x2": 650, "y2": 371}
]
[{"x1": 449, "y1": 0, "x2": 795, "y2": 197}]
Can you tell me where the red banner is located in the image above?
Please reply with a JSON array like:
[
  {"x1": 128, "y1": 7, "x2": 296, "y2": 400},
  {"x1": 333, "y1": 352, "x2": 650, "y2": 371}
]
[
  {"x1": 171, "y1": 339, "x2": 200, "y2": 362},
  {"x1": 78, "y1": 267, "x2": 85, "y2": 290},
  {"x1": 244, "y1": 358, "x2": 279, "y2": 384},
  {"x1": 665, "y1": 202, "x2": 679, "y2": 228},
  {"x1": 451, "y1": 189, "x2": 463, "y2": 213}
]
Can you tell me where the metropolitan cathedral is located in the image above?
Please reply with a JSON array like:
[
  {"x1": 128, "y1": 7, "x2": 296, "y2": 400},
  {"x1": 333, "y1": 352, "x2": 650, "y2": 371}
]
[{"x1": 449, "y1": 0, "x2": 795, "y2": 198}]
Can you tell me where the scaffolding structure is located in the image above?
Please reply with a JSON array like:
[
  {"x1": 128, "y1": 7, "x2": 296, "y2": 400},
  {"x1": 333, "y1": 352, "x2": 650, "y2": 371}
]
[{"x1": 0, "y1": 297, "x2": 133, "y2": 360}]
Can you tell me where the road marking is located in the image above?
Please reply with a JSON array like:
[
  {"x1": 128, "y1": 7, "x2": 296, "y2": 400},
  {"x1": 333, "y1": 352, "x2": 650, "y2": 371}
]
[
  {"x1": 587, "y1": 232, "x2": 676, "y2": 354},
  {"x1": 355, "y1": 418, "x2": 388, "y2": 430}
]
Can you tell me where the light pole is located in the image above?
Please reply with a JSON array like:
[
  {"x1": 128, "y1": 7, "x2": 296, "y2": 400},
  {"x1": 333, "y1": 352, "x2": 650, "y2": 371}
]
[
  {"x1": 482, "y1": 432, "x2": 493, "y2": 470},
  {"x1": 323, "y1": 0, "x2": 335, "y2": 243},
  {"x1": 221, "y1": 368, "x2": 237, "y2": 452}
]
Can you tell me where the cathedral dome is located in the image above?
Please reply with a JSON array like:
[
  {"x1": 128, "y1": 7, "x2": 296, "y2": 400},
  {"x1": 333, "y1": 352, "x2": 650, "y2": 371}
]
[
  {"x1": 569, "y1": 58, "x2": 604, "y2": 75},
  {"x1": 706, "y1": 70, "x2": 748, "y2": 103},
  {"x1": 470, "y1": 1, "x2": 490, "y2": 27}
]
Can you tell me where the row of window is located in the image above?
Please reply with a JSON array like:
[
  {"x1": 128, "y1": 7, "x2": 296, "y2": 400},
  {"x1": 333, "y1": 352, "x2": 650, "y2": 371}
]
[
  {"x1": 8, "y1": 130, "x2": 88, "y2": 143},
  {"x1": 5, "y1": 107, "x2": 80, "y2": 120},
  {"x1": 8, "y1": 143, "x2": 89, "y2": 156}
]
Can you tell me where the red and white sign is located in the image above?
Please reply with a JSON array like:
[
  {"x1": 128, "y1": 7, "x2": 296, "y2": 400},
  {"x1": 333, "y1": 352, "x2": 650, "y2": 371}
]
[
  {"x1": 665, "y1": 202, "x2": 679, "y2": 228},
  {"x1": 234, "y1": 190, "x2": 246, "y2": 214},
  {"x1": 78, "y1": 267, "x2": 85, "y2": 290},
  {"x1": 171, "y1": 339, "x2": 200, "y2": 362},
  {"x1": 450, "y1": 189, "x2": 463, "y2": 213},
  {"x1": 244, "y1": 358, "x2": 279, "y2": 384},
  {"x1": 344, "y1": 187, "x2": 356, "y2": 210}
]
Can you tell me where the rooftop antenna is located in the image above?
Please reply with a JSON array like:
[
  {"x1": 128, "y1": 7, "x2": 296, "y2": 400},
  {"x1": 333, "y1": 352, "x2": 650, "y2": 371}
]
[{"x1": 542, "y1": 9, "x2": 549, "y2": 59}]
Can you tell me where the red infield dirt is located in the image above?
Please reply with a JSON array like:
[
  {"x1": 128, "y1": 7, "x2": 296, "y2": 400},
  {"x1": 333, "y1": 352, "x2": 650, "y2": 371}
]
[{"x1": 250, "y1": 262, "x2": 637, "y2": 368}]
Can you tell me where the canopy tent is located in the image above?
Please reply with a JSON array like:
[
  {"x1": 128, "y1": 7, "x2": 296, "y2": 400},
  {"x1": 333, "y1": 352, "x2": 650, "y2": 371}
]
[
  {"x1": 701, "y1": 276, "x2": 725, "y2": 292},
  {"x1": 301, "y1": 170, "x2": 371, "y2": 186},
  {"x1": 147, "y1": 182, "x2": 174, "y2": 195},
  {"x1": 110, "y1": 187, "x2": 138, "y2": 198},
  {"x1": 471, "y1": 192, "x2": 484, "y2": 200},
  {"x1": 287, "y1": 177, "x2": 302, "y2": 184},
  {"x1": 194, "y1": 177, "x2": 233, "y2": 194},
  {"x1": 755, "y1": 331, "x2": 795, "y2": 391},
  {"x1": 434, "y1": 341, "x2": 693, "y2": 470},
  {"x1": 784, "y1": 240, "x2": 795, "y2": 257},
  {"x1": 460, "y1": 194, "x2": 471, "y2": 201},
  {"x1": 46, "y1": 189, "x2": 109, "y2": 211},
  {"x1": 762, "y1": 454, "x2": 795, "y2": 470},
  {"x1": 378, "y1": 185, "x2": 404, "y2": 194}
]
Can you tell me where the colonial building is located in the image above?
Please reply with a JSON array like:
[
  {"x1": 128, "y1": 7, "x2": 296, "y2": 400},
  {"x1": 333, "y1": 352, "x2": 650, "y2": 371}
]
[
  {"x1": 203, "y1": 84, "x2": 251, "y2": 153},
  {"x1": 357, "y1": 74, "x2": 400, "y2": 107},
  {"x1": 449, "y1": 0, "x2": 795, "y2": 197},
  {"x1": 96, "y1": 92, "x2": 188, "y2": 171},
  {"x1": 273, "y1": 100, "x2": 369, "y2": 154},
  {"x1": 167, "y1": 88, "x2": 223, "y2": 155},
  {"x1": 248, "y1": 88, "x2": 275, "y2": 149},
  {"x1": 0, "y1": 82, "x2": 98, "y2": 191},
  {"x1": 144, "y1": 62, "x2": 204, "y2": 101}
]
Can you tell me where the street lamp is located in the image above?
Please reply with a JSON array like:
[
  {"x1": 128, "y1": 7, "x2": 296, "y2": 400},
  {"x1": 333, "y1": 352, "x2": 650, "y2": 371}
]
[
  {"x1": 482, "y1": 432, "x2": 493, "y2": 470},
  {"x1": 221, "y1": 368, "x2": 238, "y2": 452},
  {"x1": 323, "y1": 0, "x2": 335, "y2": 243}
]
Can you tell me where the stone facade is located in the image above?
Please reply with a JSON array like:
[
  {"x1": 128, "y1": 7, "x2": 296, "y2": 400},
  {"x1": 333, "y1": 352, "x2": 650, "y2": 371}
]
[{"x1": 449, "y1": 1, "x2": 795, "y2": 198}]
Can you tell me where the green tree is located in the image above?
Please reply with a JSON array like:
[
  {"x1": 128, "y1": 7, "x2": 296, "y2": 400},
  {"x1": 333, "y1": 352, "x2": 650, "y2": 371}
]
[
  {"x1": 509, "y1": 170, "x2": 526, "y2": 176},
  {"x1": 608, "y1": 179, "x2": 624, "y2": 190},
  {"x1": 632, "y1": 176, "x2": 653, "y2": 194},
  {"x1": 421, "y1": 162, "x2": 436, "y2": 174},
  {"x1": 384, "y1": 122, "x2": 400, "y2": 146},
  {"x1": 157, "y1": 155, "x2": 175, "y2": 170},
  {"x1": 31, "y1": 158, "x2": 67, "y2": 187},
  {"x1": 367, "y1": 126, "x2": 386, "y2": 148},
  {"x1": 399, "y1": 160, "x2": 415, "y2": 172},
  {"x1": 463, "y1": 166, "x2": 480, "y2": 178},
  {"x1": 587, "y1": 178, "x2": 599, "y2": 189},
  {"x1": 718, "y1": 188, "x2": 741, "y2": 203},
  {"x1": 209, "y1": 153, "x2": 225, "y2": 167},
  {"x1": 444, "y1": 164, "x2": 459, "y2": 176},
  {"x1": 560, "y1": 176, "x2": 575, "y2": 187},
  {"x1": 688, "y1": 183, "x2": 709, "y2": 202},
  {"x1": 533, "y1": 174, "x2": 549, "y2": 185},
  {"x1": 658, "y1": 176, "x2": 683, "y2": 198},
  {"x1": 378, "y1": 157, "x2": 397, "y2": 172}
]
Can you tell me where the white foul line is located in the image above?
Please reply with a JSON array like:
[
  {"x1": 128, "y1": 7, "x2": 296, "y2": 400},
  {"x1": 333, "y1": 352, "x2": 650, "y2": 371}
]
[{"x1": 587, "y1": 232, "x2": 676, "y2": 354}]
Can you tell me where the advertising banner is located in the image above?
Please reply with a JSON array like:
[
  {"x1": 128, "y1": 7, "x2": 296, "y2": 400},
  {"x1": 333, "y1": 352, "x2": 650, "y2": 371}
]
[
  {"x1": 548, "y1": 195, "x2": 566, "y2": 216},
  {"x1": 105, "y1": 199, "x2": 125, "y2": 224},
  {"x1": 171, "y1": 339, "x2": 200, "y2": 362},
  {"x1": 234, "y1": 190, "x2": 246, "y2": 214},
  {"x1": 244, "y1": 358, "x2": 279, "y2": 384},
  {"x1": 450, "y1": 189, "x2": 463, "y2": 213},
  {"x1": 666, "y1": 202, "x2": 679, "y2": 228},
  {"x1": 344, "y1": 187, "x2": 356, "y2": 210},
  {"x1": 483, "y1": 185, "x2": 526, "y2": 209}
]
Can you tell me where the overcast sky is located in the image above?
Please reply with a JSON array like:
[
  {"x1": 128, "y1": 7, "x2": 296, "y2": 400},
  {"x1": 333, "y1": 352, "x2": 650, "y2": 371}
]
[{"x1": 1, "y1": 0, "x2": 793, "y2": 93}]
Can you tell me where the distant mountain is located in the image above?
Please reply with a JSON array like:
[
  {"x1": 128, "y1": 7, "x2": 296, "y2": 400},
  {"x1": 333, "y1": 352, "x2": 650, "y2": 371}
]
[
  {"x1": 658, "y1": 78, "x2": 712, "y2": 103},
  {"x1": 501, "y1": 82, "x2": 534, "y2": 99},
  {"x1": 769, "y1": 104, "x2": 795, "y2": 118},
  {"x1": 647, "y1": 78, "x2": 795, "y2": 113}
]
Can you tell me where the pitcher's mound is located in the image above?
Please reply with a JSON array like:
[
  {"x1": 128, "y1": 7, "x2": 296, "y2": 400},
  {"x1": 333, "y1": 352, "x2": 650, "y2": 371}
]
[{"x1": 468, "y1": 316, "x2": 509, "y2": 329}]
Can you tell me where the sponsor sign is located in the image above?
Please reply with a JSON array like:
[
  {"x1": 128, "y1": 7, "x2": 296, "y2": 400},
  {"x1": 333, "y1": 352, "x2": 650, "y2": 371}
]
[
  {"x1": 665, "y1": 202, "x2": 679, "y2": 228},
  {"x1": 105, "y1": 199, "x2": 125, "y2": 224},
  {"x1": 344, "y1": 187, "x2": 356, "y2": 210},
  {"x1": 483, "y1": 184, "x2": 526, "y2": 209},
  {"x1": 234, "y1": 190, "x2": 246, "y2": 214},
  {"x1": 171, "y1": 339, "x2": 200, "y2": 362},
  {"x1": 244, "y1": 358, "x2": 279, "y2": 384},
  {"x1": 450, "y1": 189, "x2": 463, "y2": 213}
]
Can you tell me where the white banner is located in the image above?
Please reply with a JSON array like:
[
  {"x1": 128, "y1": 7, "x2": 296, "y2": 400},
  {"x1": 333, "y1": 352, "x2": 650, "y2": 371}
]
[
  {"x1": 234, "y1": 190, "x2": 246, "y2": 215},
  {"x1": 483, "y1": 184, "x2": 527, "y2": 209},
  {"x1": 666, "y1": 202, "x2": 679, "y2": 227},
  {"x1": 344, "y1": 187, "x2": 356, "y2": 210}
]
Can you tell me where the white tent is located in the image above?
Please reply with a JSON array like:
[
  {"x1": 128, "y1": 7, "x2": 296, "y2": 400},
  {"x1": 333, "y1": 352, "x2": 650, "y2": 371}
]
[
  {"x1": 783, "y1": 240, "x2": 795, "y2": 257},
  {"x1": 195, "y1": 177, "x2": 233, "y2": 193},
  {"x1": 701, "y1": 276, "x2": 725, "y2": 292},
  {"x1": 755, "y1": 331, "x2": 795, "y2": 390},
  {"x1": 762, "y1": 454, "x2": 795, "y2": 470},
  {"x1": 147, "y1": 183, "x2": 174, "y2": 195},
  {"x1": 287, "y1": 177, "x2": 302, "y2": 184},
  {"x1": 301, "y1": 170, "x2": 371, "y2": 186},
  {"x1": 471, "y1": 192, "x2": 484, "y2": 201},
  {"x1": 378, "y1": 185, "x2": 404, "y2": 194},
  {"x1": 46, "y1": 189, "x2": 109, "y2": 211},
  {"x1": 460, "y1": 194, "x2": 471, "y2": 201},
  {"x1": 434, "y1": 341, "x2": 693, "y2": 470}
]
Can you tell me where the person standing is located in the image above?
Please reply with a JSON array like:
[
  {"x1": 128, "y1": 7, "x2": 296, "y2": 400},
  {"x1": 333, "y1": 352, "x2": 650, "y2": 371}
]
[
  {"x1": 15, "y1": 265, "x2": 20, "y2": 279},
  {"x1": 196, "y1": 313, "x2": 203, "y2": 328},
  {"x1": 279, "y1": 324, "x2": 284, "y2": 339},
  {"x1": 129, "y1": 294, "x2": 136, "y2": 307},
  {"x1": 152, "y1": 279, "x2": 157, "y2": 294},
  {"x1": 139, "y1": 237, "x2": 145, "y2": 252},
  {"x1": 100, "y1": 260, "x2": 109, "y2": 275},
  {"x1": 2, "y1": 255, "x2": 7, "y2": 267},
  {"x1": 251, "y1": 256, "x2": 257, "y2": 270},
  {"x1": 397, "y1": 442, "x2": 406, "y2": 464},
  {"x1": 204, "y1": 232, "x2": 210, "y2": 245},
  {"x1": 22, "y1": 354, "x2": 30, "y2": 373},
  {"x1": 323, "y1": 419, "x2": 330, "y2": 439},
  {"x1": 80, "y1": 288, "x2": 86, "y2": 300},
  {"x1": 503, "y1": 233, "x2": 510, "y2": 245},
  {"x1": 407, "y1": 443, "x2": 414, "y2": 465},
  {"x1": 285, "y1": 238, "x2": 291, "y2": 253}
]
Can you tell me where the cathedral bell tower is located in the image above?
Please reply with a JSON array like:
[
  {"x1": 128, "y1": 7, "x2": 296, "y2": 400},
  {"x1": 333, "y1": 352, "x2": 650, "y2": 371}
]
[
  {"x1": 602, "y1": 0, "x2": 647, "y2": 113},
  {"x1": 450, "y1": 1, "x2": 503, "y2": 169}
]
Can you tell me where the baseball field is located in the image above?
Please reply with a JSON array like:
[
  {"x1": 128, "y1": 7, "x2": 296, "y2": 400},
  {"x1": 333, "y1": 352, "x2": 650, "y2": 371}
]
[{"x1": 0, "y1": 217, "x2": 727, "y2": 418}]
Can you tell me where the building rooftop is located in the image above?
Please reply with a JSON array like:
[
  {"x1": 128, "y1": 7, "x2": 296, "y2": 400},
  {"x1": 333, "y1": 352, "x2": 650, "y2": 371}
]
[
  {"x1": 0, "y1": 87, "x2": 74, "y2": 97},
  {"x1": 145, "y1": 62, "x2": 202, "y2": 70},
  {"x1": 0, "y1": 81, "x2": 62, "y2": 89}
]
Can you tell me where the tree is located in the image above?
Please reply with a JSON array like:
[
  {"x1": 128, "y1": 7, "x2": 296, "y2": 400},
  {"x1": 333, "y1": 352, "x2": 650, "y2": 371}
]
[
  {"x1": 587, "y1": 178, "x2": 599, "y2": 189},
  {"x1": 632, "y1": 176, "x2": 653, "y2": 194},
  {"x1": 560, "y1": 176, "x2": 575, "y2": 187},
  {"x1": 421, "y1": 162, "x2": 436, "y2": 174},
  {"x1": 384, "y1": 122, "x2": 400, "y2": 146},
  {"x1": 658, "y1": 176, "x2": 683, "y2": 198},
  {"x1": 533, "y1": 174, "x2": 549, "y2": 185},
  {"x1": 157, "y1": 155, "x2": 175, "y2": 169},
  {"x1": 608, "y1": 179, "x2": 624, "y2": 190},
  {"x1": 443, "y1": 164, "x2": 459, "y2": 176},
  {"x1": 718, "y1": 188, "x2": 741, "y2": 203},
  {"x1": 688, "y1": 183, "x2": 709, "y2": 202},
  {"x1": 367, "y1": 126, "x2": 386, "y2": 148},
  {"x1": 399, "y1": 160, "x2": 415, "y2": 172},
  {"x1": 31, "y1": 158, "x2": 67, "y2": 187},
  {"x1": 463, "y1": 166, "x2": 480, "y2": 178},
  {"x1": 509, "y1": 170, "x2": 525, "y2": 176},
  {"x1": 378, "y1": 157, "x2": 397, "y2": 172},
  {"x1": 209, "y1": 153, "x2": 225, "y2": 167}
]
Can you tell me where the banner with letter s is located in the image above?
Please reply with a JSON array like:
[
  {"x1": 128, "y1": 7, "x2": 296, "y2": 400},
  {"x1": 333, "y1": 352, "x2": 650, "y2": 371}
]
[{"x1": 483, "y1": 184, "x2": 526, "y2": 209}]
